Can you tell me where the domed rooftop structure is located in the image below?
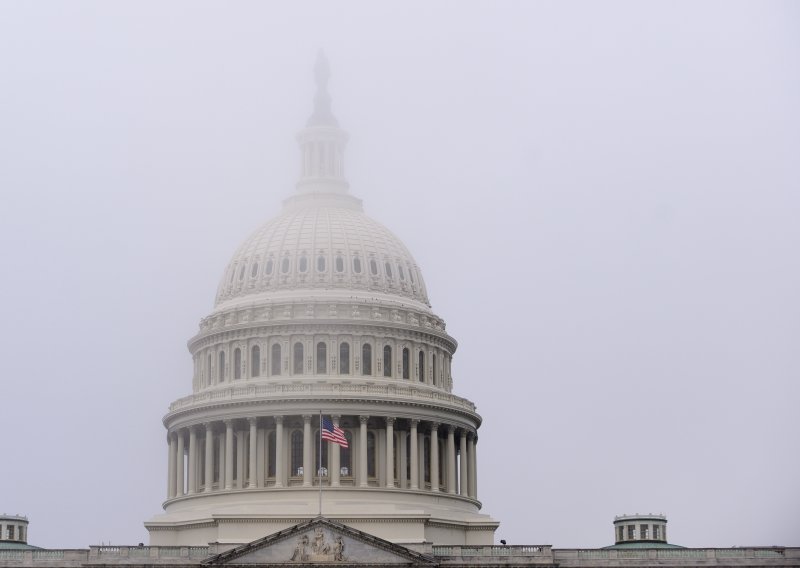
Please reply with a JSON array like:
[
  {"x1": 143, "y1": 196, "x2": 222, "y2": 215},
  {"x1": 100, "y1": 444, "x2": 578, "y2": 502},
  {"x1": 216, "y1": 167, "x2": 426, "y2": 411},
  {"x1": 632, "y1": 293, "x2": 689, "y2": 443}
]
[
  {"x1": 215, "y1": 199, "x2": 431, "y2": 311},
  {"x1": 146, "y1": 54, "x2": 496, "y2": 549}
]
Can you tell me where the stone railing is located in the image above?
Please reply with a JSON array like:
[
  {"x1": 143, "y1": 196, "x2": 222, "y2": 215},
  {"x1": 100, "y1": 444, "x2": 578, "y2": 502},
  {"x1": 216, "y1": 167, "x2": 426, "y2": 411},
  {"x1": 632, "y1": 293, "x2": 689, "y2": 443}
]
[
  {"x1": 559, "y1": 547, "x2": 794, "y2": 564},
  {"x1": 168, "y1": 380, "x2": 476, "y2": 414},
  {"x1": 433, "y1": 545, "x2": 552, "y2": 557}
]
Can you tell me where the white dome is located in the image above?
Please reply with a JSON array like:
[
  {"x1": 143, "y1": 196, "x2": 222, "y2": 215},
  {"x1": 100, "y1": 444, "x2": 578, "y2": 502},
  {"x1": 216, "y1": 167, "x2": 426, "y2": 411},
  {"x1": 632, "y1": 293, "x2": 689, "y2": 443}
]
[{"x1": 215, "y1": 194, "x2": 430, "y2": 310}]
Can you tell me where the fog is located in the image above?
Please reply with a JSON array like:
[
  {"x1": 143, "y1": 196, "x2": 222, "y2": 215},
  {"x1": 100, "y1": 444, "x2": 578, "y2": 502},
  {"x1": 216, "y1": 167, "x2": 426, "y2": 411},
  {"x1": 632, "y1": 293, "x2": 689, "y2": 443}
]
[{"x1": 1, "y1": 0, "x2": 798, "y2": 550}]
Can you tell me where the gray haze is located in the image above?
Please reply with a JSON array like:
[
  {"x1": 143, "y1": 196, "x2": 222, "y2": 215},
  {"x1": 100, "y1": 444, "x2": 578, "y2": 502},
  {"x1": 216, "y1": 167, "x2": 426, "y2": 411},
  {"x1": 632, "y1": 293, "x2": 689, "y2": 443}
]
[{"x1": 1, "y1": 0, "x2": 799, "y2": 550}]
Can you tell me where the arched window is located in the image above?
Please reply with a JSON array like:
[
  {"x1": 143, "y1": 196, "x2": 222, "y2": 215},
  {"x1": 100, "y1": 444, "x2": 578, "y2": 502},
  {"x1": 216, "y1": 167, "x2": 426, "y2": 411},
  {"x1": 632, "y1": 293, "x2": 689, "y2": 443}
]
[
  {"x1": 432, "y1": 353, "x2": 437, "y2": 386},
  {"x1": 367, "y1": 432, "x2": 376, "y2": 478},
  {"x1": 369, "y1": 259, "x2": 378, "y2": 275},
  {"x1": 339, "y1": 342, "x2": 350, "y2": 374},
  {"x1": 251, "y1": 345, "x2": 260, "y2": 377},
  {"x1": 265, "y1": 258, "x2": 274, "y2": 275},
  {"x1": 233, "y1": 348, "x2": 242, "y2": 380},
  {"x1": 314, "y1": 430, "x2": 329, "y2": 474},
  {"x1": 402, "y1": 348, "x2": 410, "y2": 379},
  {"x1": 271, "y1": 344, "x2": 281, "y2": 376},
  {"x1": 317, "y1": 255, "x2": 326, "y2": 272},
  {"x1": 298, "y1": 255, "x2": 308, "y2": 273},
  {"x1": 250, "y1": 262, "x2": 259, "y2": 277},
  {"x1": 335, "y1": 255, "x2": 344, "y2": 273},
  {"x1": 383, "y1": 345, "x2": 392, "y2": 378},
  {"x1": 267, "y1": 431, "x2": 276, "y2": 478},
  {"x1": 207, "y1": 353, "x2": 213, "y2": 384},
  {"x1": 362, "y1": 344, "x2": 372, "y2": 376},
  {"x1": 399, "y1": 265, "x2": 405, "y2": 281},
  {"x1": 340, "y1": 431, "x2": 353, "y2": 476},
  {"x1": 418, "y1": 351, "x2": 425, "y2": 382},
  {"x1": 385, "y1": 262, "x2": 393, "y2": 280},
  {"x1": 293, "y1": 342, "x2": 304, "y2": 375},
  {"x1": 291, "y1": 430, "x2": 303, "y2": 477},
  {"x1": 218, "y1": 351, "x2": 226, "y2": 382},
  {"x1": 316, "y1": 342, "x2": 327, "y2": 374},
  {"x1": 281, "y1": 257, "x2": 290, "y2": 274},
  {"x1": 353, "y1": 256, "x2": 362, "y2": 274}
]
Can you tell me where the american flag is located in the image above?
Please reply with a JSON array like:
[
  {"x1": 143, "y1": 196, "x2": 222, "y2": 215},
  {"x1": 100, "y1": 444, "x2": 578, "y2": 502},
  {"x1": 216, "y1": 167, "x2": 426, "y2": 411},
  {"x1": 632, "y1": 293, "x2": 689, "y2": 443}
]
[{"x1": 321, "y1": 417, "x2": 348, "y2": 447}]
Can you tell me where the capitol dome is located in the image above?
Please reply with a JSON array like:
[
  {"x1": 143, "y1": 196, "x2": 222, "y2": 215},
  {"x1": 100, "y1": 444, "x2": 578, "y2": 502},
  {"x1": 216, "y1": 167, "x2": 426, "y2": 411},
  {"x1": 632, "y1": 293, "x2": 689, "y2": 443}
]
[
  {"x1": 146, "y1": 54, "x2": 496, "y2": 549},
  {"x1": 214, "y1": 196, "x2": 431, "y2": 311}
]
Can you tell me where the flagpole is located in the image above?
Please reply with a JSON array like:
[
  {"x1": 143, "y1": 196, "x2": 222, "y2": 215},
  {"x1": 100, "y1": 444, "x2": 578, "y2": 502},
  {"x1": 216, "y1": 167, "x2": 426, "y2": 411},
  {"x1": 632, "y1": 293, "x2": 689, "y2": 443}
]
[{"x1": 318, "y1": 410, "x2": 323, "y2": 516}]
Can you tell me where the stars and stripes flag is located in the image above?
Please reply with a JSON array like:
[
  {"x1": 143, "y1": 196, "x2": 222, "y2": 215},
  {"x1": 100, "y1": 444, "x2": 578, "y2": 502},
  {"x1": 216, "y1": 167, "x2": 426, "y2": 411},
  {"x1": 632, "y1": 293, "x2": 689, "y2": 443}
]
[{"x1": 321, "y1": 416, "x2": 348, "y2": 447}]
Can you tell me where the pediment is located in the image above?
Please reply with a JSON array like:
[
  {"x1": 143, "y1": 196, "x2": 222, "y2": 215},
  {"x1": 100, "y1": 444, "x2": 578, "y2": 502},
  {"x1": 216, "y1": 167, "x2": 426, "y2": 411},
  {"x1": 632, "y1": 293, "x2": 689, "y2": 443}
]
[{"x1": 203, "y1": 517, "x2": 436, "y2": 566}]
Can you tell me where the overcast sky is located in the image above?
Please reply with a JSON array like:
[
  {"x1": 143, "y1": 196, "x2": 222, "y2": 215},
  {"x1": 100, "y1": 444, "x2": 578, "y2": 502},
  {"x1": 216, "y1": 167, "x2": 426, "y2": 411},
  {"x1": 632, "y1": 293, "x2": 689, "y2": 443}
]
[{"x1": 1, "y1": 0, "x2": 798, "y2": 551}]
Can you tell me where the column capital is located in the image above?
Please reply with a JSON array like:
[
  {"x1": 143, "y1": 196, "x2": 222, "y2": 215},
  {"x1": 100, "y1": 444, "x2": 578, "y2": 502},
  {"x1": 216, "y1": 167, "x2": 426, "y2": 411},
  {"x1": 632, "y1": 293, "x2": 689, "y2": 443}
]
[
  {"x1": 359, "y1": 415, "x2": 369, "y2": 424},
  {"x1": 274, "y1": 415, "x2": 284, "y2": 425},
  {"x1": 430, "y1": 422, "x2": 440, "y2": 432},
  {"x1": 385, "y1": 416, "x2": 395, "y2": 426},
  {"x1": 330, "y1": 414, "x2": 341, "y2": 421},
  {"x1": 248, "y1": 417, "x2": 258, "y2": 426},
  {"x1": 203, "y1": 422, "x2": 214, "y2": 431},
  {"x1": 223, "y1": 419, "x2": 234, "y2": 427},
  {"x1": 410, "y1": 419, "x2": 419, "y2": 427},
  {"x1": 302, "y1": 414, "x2": 313, "y2": 422},
  {"x1": 446, "y1": 424, "x2": 456, "y2": 434}
]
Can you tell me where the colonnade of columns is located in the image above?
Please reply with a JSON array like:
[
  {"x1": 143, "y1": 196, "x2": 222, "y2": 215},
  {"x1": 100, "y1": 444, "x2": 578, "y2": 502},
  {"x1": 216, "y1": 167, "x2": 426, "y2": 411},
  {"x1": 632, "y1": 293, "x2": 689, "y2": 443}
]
[{"x1": 166, "y1": 415, "x2": 479, "y2": 502}]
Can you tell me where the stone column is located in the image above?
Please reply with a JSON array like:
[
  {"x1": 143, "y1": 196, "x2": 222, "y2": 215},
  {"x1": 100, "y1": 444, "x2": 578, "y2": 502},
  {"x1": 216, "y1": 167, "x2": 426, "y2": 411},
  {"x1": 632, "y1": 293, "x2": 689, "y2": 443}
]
[
  {"x1": 330, "y1": 415, "x2": 341, "y2": 487},
  {"x1": 218, "y1": 431, "x2": 226, "y2": 489},
  {"x1": 204, "y1": 424, "x2": 214, "y2": 493},
  {"x1": 459, "y1": 430, "x2": 468, "y2": 496},
  {"x1": 418, "y1": 430, "x2": 425, "y2": 487},
  {"x1": 467, "y1": 433, "x2": 477, "y2": 499},
  {"x1": 446, "y1": 425, "x2": 456, "y2": 494},
  {"x1": 188, "y1": 427, "x2": 197, "y2": 494},
  {"x1": 176, "y1": 431, "x2": 185, "y2": 496},
  {"x1": 359, "y1": 415, "x2": 369, "y2": 487},
  {"x1": 399, "y1": 431, "x2": 408, "y2": 489},
  {"x1": 274, "y1": 416, "x2": 284, "y2": 488},
  {"x1": 167, "y1": 433, "x2": 177, "y2": 499},
  {"x1": 303, "y1": 415, "x2": 313, "y2": 487},
  {"x1": 249, "y1": 418, "x2": 258, "y2": 488},
  {"x1": 236, "y1": 432, "x2": 245, "y2": 489},
  {"x1": 472, "y1": 436, "x2": 478, "y2": 499},
  {"x1": 430, "y1": 423, "x2": 439, "y2": 492},
  {"x1": 385, "y1": 417, "x2": 395, "y2": 488},
  {"x1": 409, "y1": 420, "x2": 419, "y2": 490},
  {"x1": 224, "y1": 420, "x2": 234, "y2": 490}
]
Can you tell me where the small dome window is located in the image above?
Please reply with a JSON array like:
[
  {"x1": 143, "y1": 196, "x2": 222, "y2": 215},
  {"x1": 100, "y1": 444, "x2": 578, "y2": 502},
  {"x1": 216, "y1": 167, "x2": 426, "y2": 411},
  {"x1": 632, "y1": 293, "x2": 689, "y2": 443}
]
[
  {"x1": 251, "y1": 262, "x2": 259, "y2": 277},
  {"x1": 238, "y1": 265, "x2": 246, "y2": 281},
  {"x1": 370, "y1": 259, "x2": 378, "y2": 275},
  {"x1": 335, "y1": 255, "x2": 344, "y2": 273},
  {"x1": 299, "y1": 255, "x2": 308, "y2": 273},
  {"x1": 265, "y1": 259, "x2": 274, "y2": 275},
  {"x1": 409, "y1": 267, "x2": 415, "y2": 283},
  {"x1": 353, "y1": 256, "x2": 362, "y2": 274},
  {"x1": 384, "y1": 262, "x2": 393, "y2": 280},
  {"x1": 281, "y1": 257, "x2": 290, "y2": 274},
  {"x1": 398, "y1": 265, "x2": 405, "y2": 281},
  {"x1": 317, "y1": 255, "x2": 326, "y2": 272}
]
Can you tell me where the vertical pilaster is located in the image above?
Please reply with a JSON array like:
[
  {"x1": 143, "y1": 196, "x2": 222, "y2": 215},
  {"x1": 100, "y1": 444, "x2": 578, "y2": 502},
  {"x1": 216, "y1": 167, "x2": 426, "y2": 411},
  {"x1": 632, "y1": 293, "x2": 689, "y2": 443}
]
[
  {"x1": 218, "y1": 431, "x2": 226, "y2": 489},
  {"x1": 236, "y1": 431, "x2": 245, "y2": 489},
  {"x1": 446, "y1": 425, "x2": 456, "y2": 494},
  {"x1": 249, "y1": 418, "x2": 258, "y2": 488},
  {"x1": 385, "y1": 417, "x2": 395, "y2": 488},
  {"x1": 274, "y1": 416, "x2": 284, "y2": 488},
  {"x1": 459, "y1": 431, "x2": 468, "y2": 496},
  {"x1": 175, "y1": 431, "x2": 185, "y2": 496},
  {"x1": 188, "y1": 427, "x2": 197, "y2": 494},
  {"x1": 467, "y1": 433, "x2": 476, "y2": 499},
  {"x1": 399, "y1": 431, "x2": 408, "y2": 489},
  {"x1": 330, "y1": 415, "x2": 341, "y2": 487},
  {"x1": 409, "y1": 420, "x2": 419, "y2": 490},
  {"x1": 359, "y1": 415, "x2": 369, "y2": 487},
  {"x1": 472, "y1": 435, "x2": 478, "y2": 499},
  {"x1": 167, "y1": 433, "x2": 177, "y2": 499},
  {"x1": 224, "y1": 420, "x2": 234, "y2": 490},
  {"x1": 430, "y1": 423, "x2": 439, "y2": 492},
  {"x1": 204, "y1": 424, "x2": 214, "y2": 493},
  {"x1": 303, "y1": 415, "x2": 313, "y2": 487}
]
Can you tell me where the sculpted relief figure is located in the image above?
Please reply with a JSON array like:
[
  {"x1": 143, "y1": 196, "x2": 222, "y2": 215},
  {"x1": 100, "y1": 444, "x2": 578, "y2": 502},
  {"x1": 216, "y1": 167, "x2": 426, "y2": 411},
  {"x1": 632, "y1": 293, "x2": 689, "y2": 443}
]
[
  {"x1": 333, "y1": 536, "x2": 345, "y2": 561},
  {"x1": 290, "y1": 535, "x2": 308, "y2": 562}
]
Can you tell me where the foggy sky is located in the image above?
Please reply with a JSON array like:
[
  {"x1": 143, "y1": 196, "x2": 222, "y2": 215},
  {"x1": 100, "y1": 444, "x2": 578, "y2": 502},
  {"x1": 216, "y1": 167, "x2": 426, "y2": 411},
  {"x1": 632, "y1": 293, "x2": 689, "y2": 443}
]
[{"x1": 1, "y1": 0, "x2": 798, "y2": 550}]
